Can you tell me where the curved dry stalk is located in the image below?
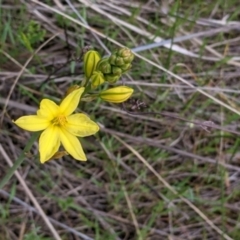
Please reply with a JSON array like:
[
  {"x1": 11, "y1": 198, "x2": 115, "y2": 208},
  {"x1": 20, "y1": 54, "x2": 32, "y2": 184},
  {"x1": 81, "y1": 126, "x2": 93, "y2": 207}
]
[
  {"x1": 65, "y1": 0, "x2": 110, "y2": 54},
  {"x1": 0, "y1": 190, "x2": 94, "y2": 240},
  {"x1": 102, "y1": 127, "x2": 240, "y2": 172},
  {"x1": 30, "y1": 0, "x2": 240, "y2": 118},
  {"x1": 133, "y1": 51, "x2": 240, "y2": 117},
  {"x1": 0, "y1": 144, "x2": 62, "y2": 240},
  {"x1": 78, "y1": 0, "x2": 240, "y2": 64},
  {"x1": 100, "y1": 142, "x2": 143, "y2": 240},
  {"x1": 113, "y1": 135, "x2": 233, "y2": 240},
  {"x1": 0, "y1": 32, "x2": 60, "y2": 125}
]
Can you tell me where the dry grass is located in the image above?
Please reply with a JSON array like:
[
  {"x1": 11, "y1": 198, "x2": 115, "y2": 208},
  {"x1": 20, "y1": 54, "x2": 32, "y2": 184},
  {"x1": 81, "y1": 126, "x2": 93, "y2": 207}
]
[{"x1": 1, "y1": 0, "x2": 240, "y2": 240}]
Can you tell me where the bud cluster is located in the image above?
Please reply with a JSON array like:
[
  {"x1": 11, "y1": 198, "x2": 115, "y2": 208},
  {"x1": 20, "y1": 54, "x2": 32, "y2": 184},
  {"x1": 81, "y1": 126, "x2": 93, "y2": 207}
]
[
  {"x1": 81, "y1": 47, "x2": 135, "y2": 103},
  {"x1": 96, "y1": 48, "x2": 134, "y2": 84}
]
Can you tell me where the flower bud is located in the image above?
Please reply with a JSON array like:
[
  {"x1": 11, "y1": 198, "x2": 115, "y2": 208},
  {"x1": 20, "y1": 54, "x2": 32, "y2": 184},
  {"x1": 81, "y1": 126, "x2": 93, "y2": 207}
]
[
  {"x1": 117, "y1": 48, "x2": 134, "y2": 64},
  {"x1": 109, "y1": 55, "x2": 125, "y2": 66},
  {"x1": 121, "y1": 63, "x2": 132, "y2": 73},
  {"x1": 96, "y1": 58, "x2": 112, "y2": 74},
  {"x1": 109, "y1": 48, "x2": 134, "y2": 66},
  {"x1": 104, "y1": 74, "x2": 120, "y2": 84},
  {"x1": 84, "y1": 50, "x2": 101, "y2": 79},
  {"x1": 112, "y1": 66, "x2": 122, "y2": 75},
  {"x1": 118, "y1": 48, "x2": 131, "y2": 57},
  {"x1": 123, "y1": 54, "x2": 134, "y2": 64},
  {"x1": 99, "y1": 86, "x2": 134, "y2": 103},
  {"x1": 91, "y1": 71, "x2": 105, "y2": 89}
]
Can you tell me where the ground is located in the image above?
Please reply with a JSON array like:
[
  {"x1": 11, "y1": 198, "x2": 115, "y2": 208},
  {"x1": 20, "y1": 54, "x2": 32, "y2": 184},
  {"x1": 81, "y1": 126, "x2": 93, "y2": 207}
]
[{"x1": 0, "y1": 0, "x2": 240, "y2": 240}]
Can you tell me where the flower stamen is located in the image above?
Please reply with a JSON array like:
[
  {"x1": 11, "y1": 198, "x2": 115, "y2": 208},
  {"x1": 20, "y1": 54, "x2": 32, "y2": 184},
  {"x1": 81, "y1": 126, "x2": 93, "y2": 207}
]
[{"x1": 52, "y1": 115, "x2": 67, "y2": 126}]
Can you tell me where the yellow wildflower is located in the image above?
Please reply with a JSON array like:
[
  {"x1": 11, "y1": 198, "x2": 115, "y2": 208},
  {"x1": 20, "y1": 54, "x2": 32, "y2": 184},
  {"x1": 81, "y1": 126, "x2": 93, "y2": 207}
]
[{"x1": 14, "y1": 88, "x2": 99, "y2": 163}]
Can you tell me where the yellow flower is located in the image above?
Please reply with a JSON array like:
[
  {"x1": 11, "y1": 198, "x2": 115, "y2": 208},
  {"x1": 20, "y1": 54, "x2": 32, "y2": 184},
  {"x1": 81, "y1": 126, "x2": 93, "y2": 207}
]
[
  {"x1": 99, "y1": 86, "x2": 134, "y2": 103},
  {"x1": 14, "y1": 88, "x2": 99, "y2": 163}
]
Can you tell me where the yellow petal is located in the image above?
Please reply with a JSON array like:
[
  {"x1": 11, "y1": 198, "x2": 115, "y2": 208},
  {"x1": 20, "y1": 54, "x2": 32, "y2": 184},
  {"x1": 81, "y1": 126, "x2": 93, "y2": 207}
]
[
  {"x1": 14, "y1": 115, "x2": 50, "y2": 131},
  {"x1": 60, "y1": 87, "x2": 85, "y2": 116},
  {"x1": 37, "y1": 99, "x2": 59, "y2": 120},
  {"x1": 39, "y1": 126, "x2": 60, "y2": 163},
  {"x1": 65, "y1": 113, "x2": 99, "y2": 137},
  {"x1": 59, "y1": 128, "x2": 86, "y2": 161}
]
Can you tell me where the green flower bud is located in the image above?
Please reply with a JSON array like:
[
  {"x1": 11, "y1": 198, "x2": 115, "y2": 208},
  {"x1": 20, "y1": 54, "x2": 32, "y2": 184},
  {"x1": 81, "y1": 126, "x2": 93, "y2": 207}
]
[
  {"x1": 109, "y1": 55, "x2": 116, "y2": 65},
  {"x1": 121, "y1": 63, "x2": 132, "y2": 73},
  {"x1": 109, "y1": 55, "x2": 125, "y2": 66},
  {"x1": 91, "y1": 71, "x2": 105, "y2": 89},
  {"x1": 97, "y1": 58, "x2": 112, "y2": 74},
  {"x1": 123, "y1": 54, "x2": 134, "y2": 64},
  {"x1": 118, "y1": 48, "x2": 131, "y2": 57},
  {"x1": 109, "y1": 48, "x2": 134, "y2": 67},
  {"x1": 117, "y1": 48, "x2": 134, "y2": 63},
  {"x1": 104, "y1": 74, "x2": 120, "y2": 84},
  {"x1": 83, "y1": 50, "x2": 101, "y2": 79},
  {"x1": 99, "y1": 86, "x2": 134, "y2": 103},
  {"x1": 112, "y1": 66, "x2": 122, "y2": 75}
]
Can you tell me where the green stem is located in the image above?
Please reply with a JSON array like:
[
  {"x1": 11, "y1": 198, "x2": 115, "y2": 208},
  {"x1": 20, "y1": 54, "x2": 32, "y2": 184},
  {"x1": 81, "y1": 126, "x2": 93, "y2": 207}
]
[
  {"x1": 81, "y1": 78, "x2": 93, "y2": 101},
  {"x1": 0, "y1": 132, "x2": 40, "y2": 189}
]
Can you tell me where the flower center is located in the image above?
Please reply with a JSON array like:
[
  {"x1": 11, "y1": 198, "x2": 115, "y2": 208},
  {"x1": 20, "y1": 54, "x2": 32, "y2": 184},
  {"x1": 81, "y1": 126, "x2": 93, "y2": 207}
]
[{"x1": 52, "y1": 115, "x2": 67, "y2": 126}]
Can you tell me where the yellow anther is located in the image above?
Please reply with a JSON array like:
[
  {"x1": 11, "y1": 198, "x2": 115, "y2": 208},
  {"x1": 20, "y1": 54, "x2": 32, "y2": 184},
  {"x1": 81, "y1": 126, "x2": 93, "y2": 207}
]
[{"x1": 52, "y1": 115, "x2": 67, "y2": 126}]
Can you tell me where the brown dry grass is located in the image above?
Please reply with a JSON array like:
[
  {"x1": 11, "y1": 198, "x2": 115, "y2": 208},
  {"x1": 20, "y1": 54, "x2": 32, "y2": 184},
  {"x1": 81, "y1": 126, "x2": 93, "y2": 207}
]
[{"x1": 1, "y1": 1, "x2": 240, "y2": 240}]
